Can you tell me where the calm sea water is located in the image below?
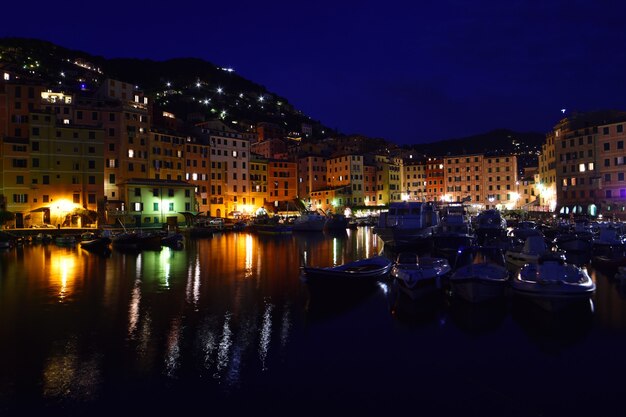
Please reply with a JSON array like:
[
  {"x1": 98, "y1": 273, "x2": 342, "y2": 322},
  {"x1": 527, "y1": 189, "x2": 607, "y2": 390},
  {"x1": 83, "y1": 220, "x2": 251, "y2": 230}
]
[{"x1": 1, "y1": 227, "x2": 626, "y2": 417}]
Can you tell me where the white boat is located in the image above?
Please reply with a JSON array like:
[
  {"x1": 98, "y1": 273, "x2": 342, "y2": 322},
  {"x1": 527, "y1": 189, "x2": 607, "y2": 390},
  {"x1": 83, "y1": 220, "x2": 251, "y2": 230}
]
[
  {"x1": 292, "y1": 212, "x2": 327, "y2": 232},
  {"x1": 474, "y1": 209, "x2": 507, "y2": 244},
  {"x1": 432, "y1": 211, "x2": 476, "y2": 260},
  {"x1": 512, "y1": 253, "x2": 595, "y2": 312},
  {"x1": 374, "y1": 202, "x2": 440, "y2": 249},
  {"x1": 391, "y1": 252, "x2": 451, "y2": 298},
  {"x1": 449, "y1": 246, "x2": 510, "y2": 303},
  {"x1": 505, "y1": 235, "x2": 563, "y2": 268},
  {"x1": 591, "y1": 226, "x2": 625, "y2": 257}
]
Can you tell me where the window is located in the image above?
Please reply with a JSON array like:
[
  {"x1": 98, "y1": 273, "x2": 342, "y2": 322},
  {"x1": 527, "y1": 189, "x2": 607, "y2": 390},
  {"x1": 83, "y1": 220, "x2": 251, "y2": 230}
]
[
  {"x1": 153, "y1": 188, "x2": 159, "y2": 197},
  {"x1": 153, "y1": 203, "x2": 159, "y2": 211},
  {"x1": 73, "y1": 194, "x2": 80, "y2": 204},
  {"x1": 88, "y1": 194, "x2": 96, "y2": 204},
  {"x1": 16, "y1": 175, "x2": 24, "y2": 184},
  {"x1": 168, "y1": 202, "x2": 174, "y2": 211},
  {"x1": 88, "y1": 176, "x2": 95, "y2": 184}
]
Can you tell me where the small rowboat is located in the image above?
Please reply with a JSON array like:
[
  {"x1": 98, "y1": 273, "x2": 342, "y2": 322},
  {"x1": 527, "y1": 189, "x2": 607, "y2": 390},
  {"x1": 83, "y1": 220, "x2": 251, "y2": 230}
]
[{"x1": 301, "y1": 255, "x2": 393, "y2": 285}]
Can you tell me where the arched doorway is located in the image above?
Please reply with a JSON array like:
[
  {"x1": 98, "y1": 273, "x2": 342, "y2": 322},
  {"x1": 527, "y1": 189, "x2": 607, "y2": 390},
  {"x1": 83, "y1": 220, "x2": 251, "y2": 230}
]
[
  {"x1": 588, "y1": 204, "x2": 598, "y2": 217},
  {"x1": 216, "y1": 208, "x2": 221, "y2": 218}
]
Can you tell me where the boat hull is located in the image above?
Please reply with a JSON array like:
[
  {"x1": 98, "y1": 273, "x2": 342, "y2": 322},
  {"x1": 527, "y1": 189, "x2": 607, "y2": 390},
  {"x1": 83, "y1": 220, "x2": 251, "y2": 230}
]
[
  {"x1": 302, "y1": 255, "x2": 392, "y2": 285},
  {"x1": 449, "y1": 264, "x2": 509, "y2": 303},
  {"x1": 512, "y1": 262, "x2": 595, "y2": 312}
]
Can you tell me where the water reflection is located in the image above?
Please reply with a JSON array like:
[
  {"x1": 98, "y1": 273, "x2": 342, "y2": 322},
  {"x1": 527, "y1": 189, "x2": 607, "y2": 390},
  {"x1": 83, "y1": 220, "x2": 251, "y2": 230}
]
[
  {"x1": 389, "y1": 282, "x2": 447, "y2": 327},
  {"x1": 42, "y1": 336, "x2": 102, "y2": 403},
  {"x1": 447, "y1": 297, "x2": 508, "y2": 335},
  {"x1": 6, "y1": 229, "x2": 625, "y2": 415},
  {"x1": 511, "y1": 296, "x2": 594, "y2": 354}
]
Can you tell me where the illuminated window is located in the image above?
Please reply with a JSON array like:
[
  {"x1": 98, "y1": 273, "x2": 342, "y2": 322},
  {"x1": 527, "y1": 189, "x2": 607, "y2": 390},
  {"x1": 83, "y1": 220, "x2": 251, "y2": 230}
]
[
  {"x1": 579, "y1": 163, "x2": 586, "y2": 172},
  {"x1": 128, "y1": 149, "x2": 134, "y2": 158}
]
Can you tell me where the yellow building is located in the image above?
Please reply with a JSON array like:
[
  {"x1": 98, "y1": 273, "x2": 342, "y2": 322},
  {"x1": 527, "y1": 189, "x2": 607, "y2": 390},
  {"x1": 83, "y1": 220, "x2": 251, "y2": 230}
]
[
  {"x1": 114, "y1": 178, "x2": 195, "y2": 227},
  {"x1": 537, "y1": 130, "x2": 557, "y2": 212},
  {"x1": 249, "y1": 154, "x2": 269, "y2": 214},
  {"x1": 402, "y1": 160, "x2": 427, "y2": 201},
  {"x1": 5, "y1": 111, "x2": 105, "y2": 227},
  {"x1": 373, "y1": 155, "x2": 402, "y2": 205},
  {"x1": 184, "y1": 136, "x2": 210, "y2": 215},
  {"x1": 326, "y1": 153, "x2": 365, "y2": 207},
  {"x1": 148, "y1": 128, "x2": 185, "y2": 181}
]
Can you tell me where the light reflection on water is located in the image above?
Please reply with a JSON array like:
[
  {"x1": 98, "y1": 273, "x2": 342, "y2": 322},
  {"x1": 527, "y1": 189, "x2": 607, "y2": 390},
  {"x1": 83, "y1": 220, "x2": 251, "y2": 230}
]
[{"x1": 2, "y1": 228, "x2": 626, "y2": 415}]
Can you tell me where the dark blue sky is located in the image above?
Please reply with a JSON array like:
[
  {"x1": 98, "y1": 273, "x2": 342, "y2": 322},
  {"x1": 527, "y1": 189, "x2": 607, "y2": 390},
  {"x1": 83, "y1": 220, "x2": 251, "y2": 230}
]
[{"x1": 3, "y1": 0, "x2": 626, "y2": 144}]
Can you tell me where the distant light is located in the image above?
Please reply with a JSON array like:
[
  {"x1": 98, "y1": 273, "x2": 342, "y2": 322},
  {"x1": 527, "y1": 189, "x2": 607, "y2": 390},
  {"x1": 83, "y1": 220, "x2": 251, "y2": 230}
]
[
  {"x1": 239, "y1": 93, "x2": 244, "y2": 98},
  {"x1": 217, "y1": 87, "x2": 223, "y2": 94},
  {"x1": 561, "y1": 108, "x2": 566, "y2": 114},
  {"x1": 166, "y1": 82, "x2": 171, "y2": 87},
  {"x1": 80, "y1": 83, "x2": 86, "y2": 90},
  {"x1": 259, "y1": 95, "x2": 264, "y2": 102},
  {"x1": 196, "y1": 82, "x2": 201, "y2": 88}
]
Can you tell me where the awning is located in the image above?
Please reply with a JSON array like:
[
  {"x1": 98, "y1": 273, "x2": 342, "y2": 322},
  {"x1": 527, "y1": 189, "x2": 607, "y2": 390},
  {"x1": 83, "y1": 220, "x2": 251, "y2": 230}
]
[
  {"x1": 29, "y1": 207, "x2": 50, "y2": 213},
  {"x1": 178, "y1": 211, "x2": 204, "y2": 217}
]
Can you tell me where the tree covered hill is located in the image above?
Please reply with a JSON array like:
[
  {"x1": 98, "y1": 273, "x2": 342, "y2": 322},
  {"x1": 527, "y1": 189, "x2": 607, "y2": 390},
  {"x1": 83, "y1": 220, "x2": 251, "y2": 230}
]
[
  {"x1": 0, "y1": 37, "x2": 545, "y2": 162},
  {"x1": 0, "y1": 37, "x2": 332, "y2": 137}
]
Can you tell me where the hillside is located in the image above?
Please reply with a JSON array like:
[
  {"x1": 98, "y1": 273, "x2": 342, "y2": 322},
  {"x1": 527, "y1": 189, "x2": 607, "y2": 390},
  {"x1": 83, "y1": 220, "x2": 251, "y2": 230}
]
[
  {"x1": 0, "y1": 38, "x2": 545, "y2": 159},
  {"x1": 0, "y1": 37, "x2": 332, "y2": 137}
]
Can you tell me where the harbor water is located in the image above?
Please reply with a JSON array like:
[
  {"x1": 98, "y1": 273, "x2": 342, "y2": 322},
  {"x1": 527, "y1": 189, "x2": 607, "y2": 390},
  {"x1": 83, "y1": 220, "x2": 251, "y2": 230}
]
[{"x1": 1, "y1": 227, "x2": 626, "y2": 416}]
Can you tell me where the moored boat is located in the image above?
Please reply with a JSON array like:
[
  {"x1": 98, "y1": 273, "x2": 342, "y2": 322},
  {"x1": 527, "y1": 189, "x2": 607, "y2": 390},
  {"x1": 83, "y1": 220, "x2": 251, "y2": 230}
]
[
  {"x1": 301, "y1": 255, "x2": 393, "y2": 285},
  {"x1": 449, "y1": 246, "x2": 510, "y2": 303},
  {"x1": 324, "y1": 213, "x2": 349, "y2": 232},
  {"x1": 391, "y1": 252, "x2": 451, "y2": 298},
  {"x1": 512, "y1": 253, "x2": 595, "y2": 312},
  {"x1": 112, "y1": 231, "x2": 162, "y2": 251},
  {"x1": 374, "y1": 201, "x2": 440, "y2": 250},
  {"x1": 80, "y1": 237, "x2": 112, "y2": 254},
  {"x1": 161, "y1": 232, "x2": 184, "y2": 248},
  {"x1": 505, "y1": 235, "x2": 562, "y2": 268},
  {"x1": 292, "y1": 212, "x2": 327, "y2": 232},
  {"x1": 473, "y1": 209, "x2": 507, "y2": 245}
]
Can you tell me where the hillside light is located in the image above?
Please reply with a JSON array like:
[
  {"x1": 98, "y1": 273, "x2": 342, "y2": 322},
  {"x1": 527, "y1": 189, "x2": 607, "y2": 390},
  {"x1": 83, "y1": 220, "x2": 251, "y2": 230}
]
[{"x1": 217, "y1": 87, "x2": 223, "y2": 94}]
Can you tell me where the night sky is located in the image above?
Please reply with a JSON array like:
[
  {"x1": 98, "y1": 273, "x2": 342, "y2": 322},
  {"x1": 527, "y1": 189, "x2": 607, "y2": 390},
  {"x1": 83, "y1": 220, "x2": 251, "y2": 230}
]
[{"x1": 3, "y1": 0, "x2": 626, "y2": 145}]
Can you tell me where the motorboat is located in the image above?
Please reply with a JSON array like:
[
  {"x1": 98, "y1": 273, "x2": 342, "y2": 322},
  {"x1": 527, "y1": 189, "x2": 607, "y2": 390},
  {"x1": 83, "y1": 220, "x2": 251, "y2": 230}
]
[
  {"x1": 112, "y1": 231, "x2": 162, "y2": 251},
  {"x1": 324, "y1": 213, "x2": 349, "y2": 232},
  {"x1": 161, "y1": 232, "x2": 184, "y2": 248},
  {"x1": 552, "y1": 220, "x2": 594, "y2": 254},
  {"x1": 505, "y1": 235, "x2": 563, "y2": 268},
  {"x1": 591, "y1": 226, "x2": 625, "y2": 258},
  {"x1": 301, "y1": 255, "x2": 393, "y2": 285},
  {"x1": 252, "y1": 216, "x2": 293, "y2": 235},
  {"x1": 448, "y1": 246, "x2": 510, "y2": 303},
  {"x1": 508, "y1": 221, "x2": 544, "y2": 246},
  {"x1": 391, "y1": 252, "x2": 451, "y2": 297},
  {"x1": 473, "y1": 209, "x2": 508, "y2": 245},
  {"x1": 292, "y1": 212, "x2": 327, "y2": 232},
  {"x1": 432, "y1": 212, "x2": 476, "y2": 261},
  {"x1": 80, "y1": 236, "x2": 112, "y2": 255},
  {"x1": 512, "y1": 253, "x2": 595, "y2": 312},
  {"x1": 374, "y1": 201, "x2": 440, "y2": 250}
]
